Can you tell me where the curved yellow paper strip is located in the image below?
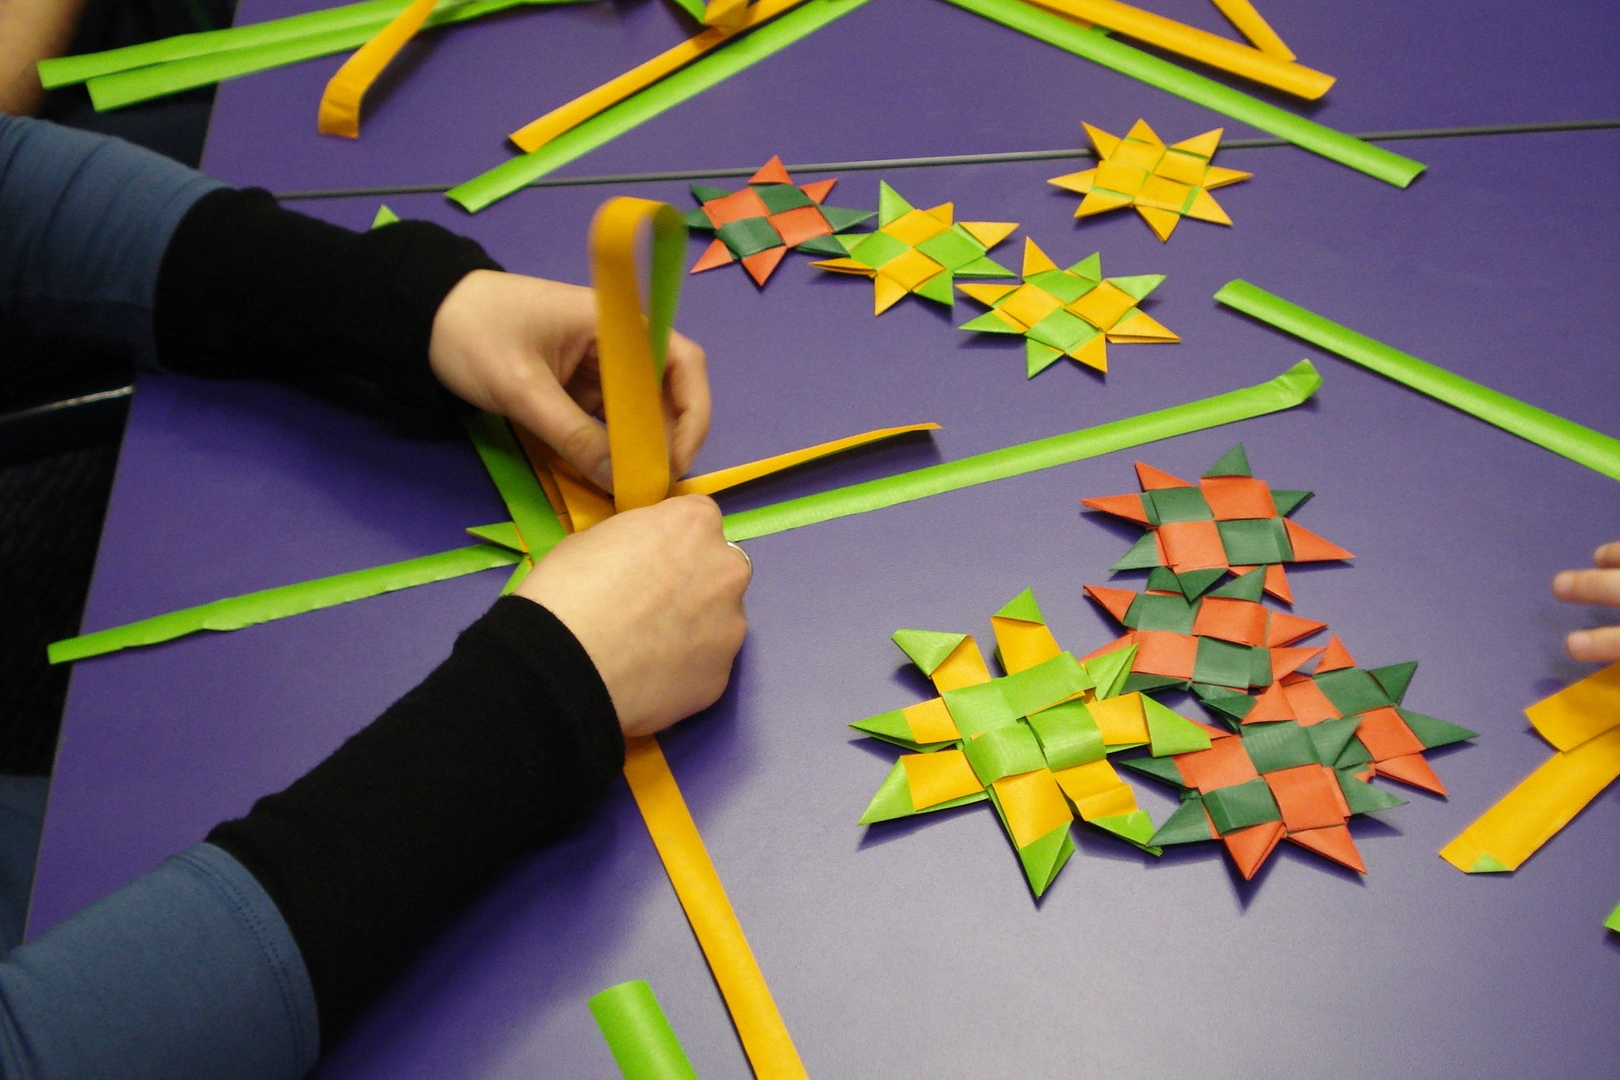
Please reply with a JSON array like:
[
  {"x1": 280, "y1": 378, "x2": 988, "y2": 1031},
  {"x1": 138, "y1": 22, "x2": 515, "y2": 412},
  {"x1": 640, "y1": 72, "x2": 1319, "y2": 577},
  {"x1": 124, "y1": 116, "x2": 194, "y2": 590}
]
[
  {"x1": 316, "y1": 0, "x2": 437, "y2": 137},
  {"x1": 1209, "y1": 0, "x2": 1294, "y2": 60},
  {"x1": 670, "y1": 423, "x2": 940, "y2": 496},
  {"x1": 508, "y1": 0, "x2": 806, "y2": 152},
  {"x1": 1023, "y1": 0, "x2": 1332, "y2": 99},
  {"x1": 623, "y1": 737, "x2": 811, "y2": 1080},
  {"x1": 1440, "y1": 726, "x2": 1620, "y2": 873},
  {"x1": 590, "y1": 197, "x2": 686, "y2": 512}
]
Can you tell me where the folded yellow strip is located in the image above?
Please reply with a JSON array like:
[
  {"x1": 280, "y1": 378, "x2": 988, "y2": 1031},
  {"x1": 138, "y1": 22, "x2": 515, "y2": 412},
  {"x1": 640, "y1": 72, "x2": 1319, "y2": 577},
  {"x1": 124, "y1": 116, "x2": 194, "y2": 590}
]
[
  {"x1": 1439, "y1": 726, "x2": 1620, "y2": 873},
  {"x1": 317, "y1": 0, "x2": 437, "y2": 137},
  {"x1": 670, "y1": 422, "x2": 941, "y2": 496},
  {"x1": 623, "y1": 738, "x2": 810, "y2": 1080},
  {"x1": 1208, "y1": 0, "x2": 1294, "y2": 61},
  {"x1": 1526, "y1": 660, "x2": 1620, "y2": 751},
  {"x1": 1022, "y1": 0, "x2": 1332, "y2": 99},
  {"x1": 508, "y1": 0, "x2": 807, "y2": 152},
  {"x1": 704, "y1": 0, "x2": 750, "y2": 27}
]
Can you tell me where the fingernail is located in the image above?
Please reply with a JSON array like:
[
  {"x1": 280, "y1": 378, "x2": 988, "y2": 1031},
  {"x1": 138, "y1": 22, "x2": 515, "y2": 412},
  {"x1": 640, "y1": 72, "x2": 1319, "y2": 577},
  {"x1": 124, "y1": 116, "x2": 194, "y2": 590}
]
[
  {"x1": 1553, "y1": 571, "x2": 1574, "y2": 596},
  {"x1": 1569, "y1": 630, "x2": 1591, "y2": 654},
  {"x1": 592, "y1": 461, "x2": 613, "y2": 491}
]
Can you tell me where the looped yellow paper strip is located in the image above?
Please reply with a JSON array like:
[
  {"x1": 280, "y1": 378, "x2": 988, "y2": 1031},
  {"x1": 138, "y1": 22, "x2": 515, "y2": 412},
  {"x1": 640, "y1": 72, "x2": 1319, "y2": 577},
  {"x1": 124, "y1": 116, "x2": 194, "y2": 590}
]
[
  {"x1": 317, "y1": 0, "x2": 437, "y2": 137},
  {"x1": 585, "y1": 195, "x2": 811, "y2": 1080}
]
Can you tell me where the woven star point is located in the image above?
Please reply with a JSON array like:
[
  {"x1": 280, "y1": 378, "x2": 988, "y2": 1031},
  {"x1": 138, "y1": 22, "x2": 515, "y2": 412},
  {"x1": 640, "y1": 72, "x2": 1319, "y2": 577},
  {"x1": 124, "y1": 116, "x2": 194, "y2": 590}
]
[{"x1": 1049, "y1": 120, "x2": 1251, "y2": 241}]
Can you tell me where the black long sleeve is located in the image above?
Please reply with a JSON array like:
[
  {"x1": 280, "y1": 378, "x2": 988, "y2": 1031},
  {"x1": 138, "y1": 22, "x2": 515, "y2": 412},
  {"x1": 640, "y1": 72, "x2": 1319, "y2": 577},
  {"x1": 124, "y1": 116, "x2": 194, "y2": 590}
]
[
  {"x1": 154, "y1": 187, "x2": 502, "y2": 430},
  {"x1": 207, "y1": 596, "x2": 624, "y2": 1044}
]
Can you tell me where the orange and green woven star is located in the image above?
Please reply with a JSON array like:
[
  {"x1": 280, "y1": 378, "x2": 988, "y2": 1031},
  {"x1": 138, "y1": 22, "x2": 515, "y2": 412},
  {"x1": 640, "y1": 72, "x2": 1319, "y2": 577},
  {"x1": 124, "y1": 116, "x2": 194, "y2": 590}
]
[
  {"x1": 812, "y1": 181, "x2": 1017, "y2": 314},
  {"x1": 1049, "y1": 120, "x2": 1251, "y2": 241},
  {"x1": 958, "y1": 238, "x2": 1179, "y2": 378}
]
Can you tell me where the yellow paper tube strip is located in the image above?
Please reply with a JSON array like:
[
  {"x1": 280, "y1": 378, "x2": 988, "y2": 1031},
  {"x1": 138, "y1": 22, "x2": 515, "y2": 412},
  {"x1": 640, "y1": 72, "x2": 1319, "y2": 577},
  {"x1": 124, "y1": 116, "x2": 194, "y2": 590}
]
[
  {"x1": 1440, "y1": 726, "x2": 1620, "y2": 873},
  {"x1": 590, "y1": 197, "x2": 687, "y2": 512},
  {"x1": 317, "y1": 0, "x2": 437, "y2": 137},
  {"x1": 1525, "y1": 661, "x2": 1620, "y2": 752},
  {"x1": 623, "y1": 737, "x2": 811, "y2": 1080},
  {"x1": 508, "y1": 0, "x2": 806, "y2": 152},
  {"x1": 704, "y1": 0, "x2": 750, "y2": 27},
  {"x1": 1022, "y1": 0, "x2": 1332, "y2": 99},
  {"x1": 1208, "y1": 0, "x2": 1293, "y2": 60},
  {"x1": 670, "y1": 423, "x2": 940, "y2": 496}
]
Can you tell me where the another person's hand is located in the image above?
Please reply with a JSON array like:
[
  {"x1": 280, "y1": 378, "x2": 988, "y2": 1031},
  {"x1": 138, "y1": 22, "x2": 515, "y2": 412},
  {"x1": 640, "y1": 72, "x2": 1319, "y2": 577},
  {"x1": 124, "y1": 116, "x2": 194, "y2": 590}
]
[
  {"x1": 1553, "y1": 542, "x2": 1620, "y2": 663},
  {"x1": 428, "y1": 270, "x2": 710, "y2": 493},
  {"x1": 516, "y1": 494, "x2": 749, "y2": 737}
]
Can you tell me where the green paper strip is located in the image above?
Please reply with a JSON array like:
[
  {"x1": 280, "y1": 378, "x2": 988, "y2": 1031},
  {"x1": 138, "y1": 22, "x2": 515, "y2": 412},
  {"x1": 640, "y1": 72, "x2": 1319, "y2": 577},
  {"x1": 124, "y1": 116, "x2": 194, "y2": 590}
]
[
  {"x1": 48, "y1": 542, "x2": 519, "y2": 664},
  {"x1": 588, "y1": 980, "x2": 701, "y2": 1080},
  {"x1": 447, "y1": 0, "x2": 871, "y2": 213},
  {"x1": 936, "y1": 0, "x2": 1424, "y2": 188},
  {"x1": 1605, "y1": 898, "x2": 1620, "y2": 934},
  {"x1": 1216, "y1": 281, "x2": 1620, "y2": 481},
  {"x1": 466, "y1": 412, "x2": 569, "y2": 555},
  {"x1": 722, "y1": 360, "x2": 1322, "y2": 541},
  {"x1": 80, "y1": 0, "x2": 582, "y2": 111},
  {"x1": 53, "y1": 363, "x2": 1317, "y2": 663}
]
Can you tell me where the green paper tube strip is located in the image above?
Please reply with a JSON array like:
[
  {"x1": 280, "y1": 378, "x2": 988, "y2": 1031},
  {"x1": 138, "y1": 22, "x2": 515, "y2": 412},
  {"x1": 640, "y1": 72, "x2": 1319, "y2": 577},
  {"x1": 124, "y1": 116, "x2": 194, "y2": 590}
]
[
  {"x1": 466, "y1": 412, "x2": 569, "y2": 555},
  {"x1": 722, "y1": 360, "x2": 1321, "y2": 541},
  {"x1": 43, "y1": 0, "x2": 427, "y2": 86},
  {"x1": 81, "y1": 0, "x2": 582, "y2": 111},
  {"x1": 1215, "y1": 280, "x2": 1620, "y2": 482},
  {"x1": 588, "y1": 980, "x2": 701, "y2": 1080},
  {"x1": 54, "y1": 363, "x2": 1318, "y2": 662},
  {"x1": 47, "y1": 543, "x2": 519, "y2": 664},
  {"x1": 447, "y1": 0, "x2": 871, "y2": 212},
  {"x1": 936, "y1": 0, "x2": 1424, "y2": 188}
]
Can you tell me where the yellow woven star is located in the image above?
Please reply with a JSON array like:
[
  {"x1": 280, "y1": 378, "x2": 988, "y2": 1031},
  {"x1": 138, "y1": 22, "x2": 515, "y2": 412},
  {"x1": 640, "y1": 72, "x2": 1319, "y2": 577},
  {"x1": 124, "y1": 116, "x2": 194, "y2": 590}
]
[{"x1": 1049, "y1": 120, "x2": 1252, "y2": 241}]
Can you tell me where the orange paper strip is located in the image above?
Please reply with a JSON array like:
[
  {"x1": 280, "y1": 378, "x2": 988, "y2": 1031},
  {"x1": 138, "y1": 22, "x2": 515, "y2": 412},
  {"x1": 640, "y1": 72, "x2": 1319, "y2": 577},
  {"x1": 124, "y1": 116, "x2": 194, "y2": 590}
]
[
  {"x1": 1022, "y1": 0, "x2": 1332, "y2": 99},
  {"x1": 508, "y1": 0, "x2": 807, "y2": 152},
  {"x1": 316, "y1": 0, "x2": 437, "y2": 138},
  {"x1": 670, "y1": 422, "x2": 940, "y2": 496},
  {"x1": 623, "y1": 737, "x2": 810, "y2": 1080}
]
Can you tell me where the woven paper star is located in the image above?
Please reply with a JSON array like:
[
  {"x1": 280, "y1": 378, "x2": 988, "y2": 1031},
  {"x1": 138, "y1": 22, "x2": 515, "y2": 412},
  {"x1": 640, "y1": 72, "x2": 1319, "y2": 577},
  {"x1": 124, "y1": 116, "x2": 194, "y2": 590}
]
[
  {"x1": 1049, "y1": 120, "x2": 1251, "y2": 241},
  {"x1": 683, "y1": 157, "x2": 875, "y2": 287},
  {"x1": 811, "y1": 181, "x2": 1017, "y2": 314},
  {"x1": 1081, "y1": 443, "x2": 1352, "y2": 604},
  {"x1": 1092, "y1": 614, "x2": 1475, "y2": 878},
  {"x1": 851, "y1": 589, "x2": 1219, "y2": 897},
  {"x1": 958, "y1": 238, "x2": 1179, "y2": 378}
]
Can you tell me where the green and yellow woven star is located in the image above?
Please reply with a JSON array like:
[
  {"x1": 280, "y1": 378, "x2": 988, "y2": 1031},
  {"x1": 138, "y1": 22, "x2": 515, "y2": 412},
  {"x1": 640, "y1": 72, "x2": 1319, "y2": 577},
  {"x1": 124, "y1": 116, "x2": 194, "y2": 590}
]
[
  {"x1": 1049, "y1": 120, "x2": 1251, "y2": 242},
  {"x1": 958, "y1": 238, "x2": 1179, "y2": 377},
  {"x1": 811, "y1": 181, "x2": 1017, "y2": 314}
]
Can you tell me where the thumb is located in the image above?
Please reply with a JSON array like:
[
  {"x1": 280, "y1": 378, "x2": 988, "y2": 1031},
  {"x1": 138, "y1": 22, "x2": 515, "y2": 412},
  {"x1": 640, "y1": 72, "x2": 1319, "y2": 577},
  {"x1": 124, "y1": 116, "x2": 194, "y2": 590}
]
[{"x1": 510, "y1": 376, "x2": 615, "y2": 492}]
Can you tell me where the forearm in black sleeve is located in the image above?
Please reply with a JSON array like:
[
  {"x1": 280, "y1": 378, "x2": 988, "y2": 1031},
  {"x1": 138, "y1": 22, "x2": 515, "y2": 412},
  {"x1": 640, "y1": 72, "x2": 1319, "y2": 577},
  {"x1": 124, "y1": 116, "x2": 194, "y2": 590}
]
[
  {"x1": 153, "y1": 187, "x2": 502, "y2": 430},
  {"x1": 207, "y1": 595, "x2": 624, "y2": 1045}
]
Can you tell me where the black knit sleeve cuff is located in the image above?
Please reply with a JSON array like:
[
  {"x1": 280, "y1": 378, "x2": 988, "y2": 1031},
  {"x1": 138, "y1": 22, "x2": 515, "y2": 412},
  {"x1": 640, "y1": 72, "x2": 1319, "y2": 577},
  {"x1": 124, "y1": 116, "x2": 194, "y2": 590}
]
[{"x1": 154, "y1": 187, "x2": 501, "y2": 430}]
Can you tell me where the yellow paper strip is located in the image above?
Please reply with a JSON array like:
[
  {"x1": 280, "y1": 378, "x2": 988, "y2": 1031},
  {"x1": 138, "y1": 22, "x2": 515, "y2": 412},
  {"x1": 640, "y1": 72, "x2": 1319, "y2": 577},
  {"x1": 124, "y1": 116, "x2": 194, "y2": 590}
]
[
  {"x1": 623, "y1": 737, "x2": 810, "y2": 1080},
  {"x1": 1208, "y1": 0, "x2": 1293, "y2": 60},
  {"x1": 316, "y1": 0, "x2": 437, "y2": 137},
  {"x1": 670, "y1": 423, "x2": 941, "y2": 496},
  {"x1": 590, "y1": 197, "x2": 685, "y2": 512},
  {"x1": 1439, "y1": 726, "x2": 1620, "y2": 873},
  {"x1": 1022, "y1": 0, "x2": 1332, "y2": 99},
  {"x1": 704, "y1": 0, "x2": 750, "y2": 27},
  {"x1": 508, "y1": 0, "x2": 806, "y2": 152},
  {"x1": 1524, "y1": 661, "x2": 1620, "y2": 752}
]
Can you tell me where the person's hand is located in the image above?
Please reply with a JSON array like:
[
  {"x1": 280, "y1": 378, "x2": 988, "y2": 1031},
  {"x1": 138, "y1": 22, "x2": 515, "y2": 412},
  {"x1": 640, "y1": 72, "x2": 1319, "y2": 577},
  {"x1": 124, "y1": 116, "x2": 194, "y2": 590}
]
[
  {"x1": 428, "y1": 270, "x2": 710, "y2": 492},
  {"x1": 516, "y1": 495, "x2": 749, "y2": 737},
  {"x1": 1553, "y1": 542, "x2": 1620, "y2": 662}
]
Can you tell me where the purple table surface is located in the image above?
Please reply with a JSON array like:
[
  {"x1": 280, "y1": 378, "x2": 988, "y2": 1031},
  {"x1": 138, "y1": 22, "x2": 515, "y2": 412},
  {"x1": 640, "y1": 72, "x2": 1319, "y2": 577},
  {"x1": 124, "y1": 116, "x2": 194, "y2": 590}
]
[
  {"x1": 37, "y1": 129, "x2": 1620, "y2": 1078},
  {"x1": 196, "y1": 0, "x2": 1620, "y2": 195}
]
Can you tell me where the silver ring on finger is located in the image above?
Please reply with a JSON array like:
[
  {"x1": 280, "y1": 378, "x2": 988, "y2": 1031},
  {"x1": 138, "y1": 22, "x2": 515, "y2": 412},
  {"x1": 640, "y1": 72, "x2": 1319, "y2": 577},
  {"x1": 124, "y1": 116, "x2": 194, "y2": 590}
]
[{"x1": 726, "y1": 541, "x2": 752, "y2": 579}]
